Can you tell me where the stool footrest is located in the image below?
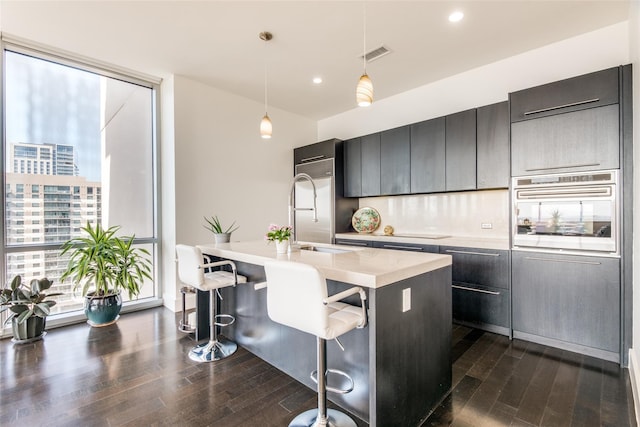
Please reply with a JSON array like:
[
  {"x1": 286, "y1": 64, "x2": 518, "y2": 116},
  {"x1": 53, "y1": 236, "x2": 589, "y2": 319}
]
[
  {"x1": 214, "y1": 314, "x2": 235, "y2": 327},
  {"x1": 310, "y1": 368, "x2": 354, "y2": 395}
]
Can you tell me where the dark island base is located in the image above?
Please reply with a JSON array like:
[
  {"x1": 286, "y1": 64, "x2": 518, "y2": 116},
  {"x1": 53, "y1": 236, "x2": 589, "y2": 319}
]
[{"x1": 196, "y1": 259, "x2": 452, "y2": 426}]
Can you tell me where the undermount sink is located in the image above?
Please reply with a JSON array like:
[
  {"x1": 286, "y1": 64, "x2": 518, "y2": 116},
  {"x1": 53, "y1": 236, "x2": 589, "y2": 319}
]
[{"x1": 300, "y1": 246, "x2": 352, "y2": 254}]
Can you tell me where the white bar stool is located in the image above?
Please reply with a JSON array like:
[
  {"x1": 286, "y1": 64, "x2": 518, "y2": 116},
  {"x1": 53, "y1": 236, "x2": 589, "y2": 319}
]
[
  {"x1": 176, "y1": 244, "x2": 246, "y2": 362},
  {"x1": 264, "y1": 260, "x2": 367, "y2": 427}
]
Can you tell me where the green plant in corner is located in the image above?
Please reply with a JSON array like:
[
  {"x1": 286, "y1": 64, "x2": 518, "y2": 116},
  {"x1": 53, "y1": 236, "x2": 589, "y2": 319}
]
[
  {"x1": 0, "y1": 275, "x2": 62, "y2": 324},
  {"x1": 60, "y1": 222, "x2": 152, "y2": 299},
  {"x1": 203, "y1": 215, "x2": 239, "y2": 235}
]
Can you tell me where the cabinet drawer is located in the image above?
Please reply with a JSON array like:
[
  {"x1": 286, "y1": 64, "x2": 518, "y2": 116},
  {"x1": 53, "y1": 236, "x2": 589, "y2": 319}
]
[
  {"x1": 440, "y1": 246, "x2": 510, "y2": 290},
  {"x1": 294, "y1": 139, "x2": 336, "y2": 165},
  {"x1": 372, "y1": 241, "x2": 439, "y2": 253},
  {"x1": 335, "y1": 239, "x2": 373, "y2": 247},
  {"x1": 452, "y1": 283, "x2": 509, "y2": 329},
  {"x1": 510, "y1": 67, "x2": 619, "y2": 122},
  {"x1": 511, "y1": 104, "x2": 619, "y2": 176}
]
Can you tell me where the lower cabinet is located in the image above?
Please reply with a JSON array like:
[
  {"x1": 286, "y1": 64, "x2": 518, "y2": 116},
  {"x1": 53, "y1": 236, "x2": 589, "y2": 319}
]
[
  {"x1": 440, "y1": 246, "x2": 511, "y2": 336},
  {"x1": 372, "y1": 241, "x2": 439, "y2": 253},
  {"x1": 335, "y1": 238, "x2": 373, "y2": 247},
  {"x1": 512, "y1": 251, "x2": 620, "y2": 361}
]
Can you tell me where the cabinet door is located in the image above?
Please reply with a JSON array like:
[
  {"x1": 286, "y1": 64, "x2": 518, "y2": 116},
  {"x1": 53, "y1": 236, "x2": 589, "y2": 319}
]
[
  {"x1": 410, "y1": 117, "x2": 445, "y2": 193},
  {"x1": 440, "y1": 246, "x2": 510, "y2": 290},
  {"x1": 512, "y1": 251, "x2": 620, "y2": 352},
  {"x1": 452, "y1": 284, "x2": 510, "y2": 329},
  {"x1": 343, "y1": 138, "x2": 361, "y2": 197},
  {"x1": 445, "y1": 109, "x2": 476, "y2": 191},
  {"x1": 510, "y1": 67, "x2": 619, "y2": 122},
  {"x1": 511, "y1": 104, "x2": 619, "y2": 176},
  {"x1": 477, "y1": 101, "x2": 509, "y2": 189},
  {"x1": 294, "y1": 139, "x2": 336, "y2": 166},
  {"x1": 372, "y1": 241, "x2": 439, "y2": 253},
  {"x1": 361, "y1": 133, "x2": 381, "y2": 197},
  {"x1": 335, "y1": 239, "x2": 373, "y2": 247},
  {"x1": 380, "y1": 126, "x2": 411, "y2": 195}
]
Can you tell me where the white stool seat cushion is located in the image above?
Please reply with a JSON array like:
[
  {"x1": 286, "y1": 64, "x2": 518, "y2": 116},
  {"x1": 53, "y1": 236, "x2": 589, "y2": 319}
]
[
  {"x1": 326, "y1": 302, "x2": 365, "y2": 340},
  {"x1": 264, "y1": 260, "x2": 365, "y2": 340},
  {"x1": 201, "y1": 270, "x2": 247, "y2": 291}
]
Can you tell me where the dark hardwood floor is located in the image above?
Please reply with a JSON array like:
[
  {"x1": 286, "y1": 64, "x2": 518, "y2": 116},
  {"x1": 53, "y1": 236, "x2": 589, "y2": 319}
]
[{"x1": 0, "y1": 307, "x2": 636, "y2": 427}]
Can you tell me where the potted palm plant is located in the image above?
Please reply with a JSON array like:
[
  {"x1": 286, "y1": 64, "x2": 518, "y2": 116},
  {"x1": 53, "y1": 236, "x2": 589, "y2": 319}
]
[
  {"x1": 59, "y1": 222, "x2": 152, "y2": 327},
  {"x1": 0, "y1": 275, "x2": 62, "y2": 343},
  {"x1": 203, "y1": 215, "x2": 239, "y2": 243}
]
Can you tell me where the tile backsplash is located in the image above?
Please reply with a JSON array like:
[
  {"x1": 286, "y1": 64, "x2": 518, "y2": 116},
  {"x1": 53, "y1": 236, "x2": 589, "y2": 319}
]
[{"x1": 358, "y1": 189, "x2": 509, "y2": 239}]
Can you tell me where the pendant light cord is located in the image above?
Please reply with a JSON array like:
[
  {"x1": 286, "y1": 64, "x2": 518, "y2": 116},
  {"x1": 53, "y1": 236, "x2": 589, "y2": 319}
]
[
  {"x1": 363, "y1": 0, "x2": 367, "y2": 74},
  {"x1": 264, "y1": 40, "x2": 268, "y2": 114}
]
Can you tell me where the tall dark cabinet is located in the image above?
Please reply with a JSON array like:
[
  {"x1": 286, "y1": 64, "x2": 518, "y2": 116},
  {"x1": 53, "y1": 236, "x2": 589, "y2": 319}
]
[
  {"x1": 445, "y1": 109, "x2": 476, "y2": 192},
  {"x1": 410, "y1": 117, "x2": 446, "y2": 193}
]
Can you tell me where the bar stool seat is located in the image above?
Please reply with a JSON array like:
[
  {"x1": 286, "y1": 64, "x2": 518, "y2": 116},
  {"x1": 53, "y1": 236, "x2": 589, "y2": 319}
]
[
  {"x1": 264, "y1": 260, "x2": 367, "y2": 427},
  {"x1": 176, "y1": 244, "x2": 246, "y2": 362}
]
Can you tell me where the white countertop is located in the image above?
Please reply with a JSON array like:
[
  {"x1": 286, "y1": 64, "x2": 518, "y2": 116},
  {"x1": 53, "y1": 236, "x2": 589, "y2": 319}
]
[
  {"x1": 198, "y1": 240, "x2": 452, "y2": 289},
  {"x1": 335, "y1": 232, "x2": 510, "y2": 251}
]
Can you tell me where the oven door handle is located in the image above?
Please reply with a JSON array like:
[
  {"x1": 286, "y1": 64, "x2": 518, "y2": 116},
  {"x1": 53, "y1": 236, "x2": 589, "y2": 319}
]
[{"x1": 515, "y1": 186, "x2": 612, "y2": 199}]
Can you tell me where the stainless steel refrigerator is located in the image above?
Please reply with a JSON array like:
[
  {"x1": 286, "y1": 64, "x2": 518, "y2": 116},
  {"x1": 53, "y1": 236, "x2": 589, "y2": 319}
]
[{"x1": 294, "y1": 157, "x2": 357, "y2": 244}]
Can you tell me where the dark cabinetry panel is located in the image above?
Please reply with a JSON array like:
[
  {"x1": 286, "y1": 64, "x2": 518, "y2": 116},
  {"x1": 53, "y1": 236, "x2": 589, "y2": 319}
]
[
  {"x1": 441, "y1": 246, "x2": 510, "y2": 335},
  {"x1": 380, "y1": 126, "x2": 411, "y2": 195},
  {"x1": 372, "y1": 241, "x2": 439, "y2": 253},
  {"x1": 477, "y1": 101, "x2": 509, "y2": 188},
  {"x1": 445, "y1": 109, "x2": 477, "y2": 191},
  {"x1": 294, "y1": 139, "x2": 336, "y2": 166},
  {"x1": 512, "y1": 251, "x2": 620, "y2": 354},
  {"x1": 361, "y1": 133, "x2": 381, "y2": 197},
  {"x1": 510, "y1": 67, "x2": 619, "y2": 122},
  {"x1": 335, "y1": 238, "x2": 373, "y2": 247},
  {"x1": 343, "y1": 138, "x2": 362, "y2": 197},
  {"x1": 410, "y1": 118, "x2": 446, "y2": 193},
  {"x1": 511, "y1": 104, "x2": 619, "y2": 176}
]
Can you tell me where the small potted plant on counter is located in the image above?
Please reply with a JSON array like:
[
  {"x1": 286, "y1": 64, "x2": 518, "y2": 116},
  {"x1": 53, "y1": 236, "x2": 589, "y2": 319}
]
[
  {"x1": 60, "y1": 222, "x2": 152, "y2": 327},
  {"x1": 265, "y1": 224, "x2": 293, "y2": 254},
  {"x1": 203, "y1": 215, "x2": 239, "y2": 243},
  {"x1": 0, "y1": 275, "x2": 62, "y2": 343}
]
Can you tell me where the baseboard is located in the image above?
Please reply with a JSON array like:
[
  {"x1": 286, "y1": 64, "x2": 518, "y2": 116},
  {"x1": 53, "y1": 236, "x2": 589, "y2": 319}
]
[
  {"x1": 512, "y1": 330, "x2": 619, "y2": 363},
  {"x1": 628, "y1": 348, "x2": 640, "y2": 425}
]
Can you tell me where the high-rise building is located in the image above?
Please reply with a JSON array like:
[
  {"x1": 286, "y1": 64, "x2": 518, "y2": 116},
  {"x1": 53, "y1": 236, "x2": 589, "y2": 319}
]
[{"x1": 5, "y1": 142, "x2": 101, "y2": 312}]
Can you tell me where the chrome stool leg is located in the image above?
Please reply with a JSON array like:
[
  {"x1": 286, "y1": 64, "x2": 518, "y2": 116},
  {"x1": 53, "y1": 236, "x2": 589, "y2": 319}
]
[
  {"x1": 289, "y1": 337, "x2": 357, "y2": 427},
  {"x1": 188, "y1": 288, "x2": 237, "y2": 362}
]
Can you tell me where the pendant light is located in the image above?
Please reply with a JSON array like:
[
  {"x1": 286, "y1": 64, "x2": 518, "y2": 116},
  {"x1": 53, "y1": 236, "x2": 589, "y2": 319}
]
[
  {"x1": 356, "y1": 1, "x2": 373, "y2": 107},
  {"x1": 259, "y1": 31, "x2": 273, "y2": 139}
]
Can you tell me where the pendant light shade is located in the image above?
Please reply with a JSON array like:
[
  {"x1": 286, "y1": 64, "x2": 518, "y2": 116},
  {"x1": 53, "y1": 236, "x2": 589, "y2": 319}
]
[
  {"x1": 260, "y1": 113, "x2": 272, "y2": 139},
  {"x1": 259, "y1": 31, "x2": 273, "y2": 139},
  {"x1": 356, "y1": 73, "x2": 373, "y2": 107}
]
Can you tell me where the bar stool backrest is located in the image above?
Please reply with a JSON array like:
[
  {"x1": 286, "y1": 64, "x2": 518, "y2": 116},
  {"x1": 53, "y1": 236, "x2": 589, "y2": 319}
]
[
  {"x1": 176, "y1": 244, "x2": 205, "y2": 288},
  {"x1": 264, "y1": 260, "x2": 330, "y2": 338}
]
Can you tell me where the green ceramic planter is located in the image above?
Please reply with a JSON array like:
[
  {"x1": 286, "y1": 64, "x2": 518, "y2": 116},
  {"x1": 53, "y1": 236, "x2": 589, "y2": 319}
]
[{"x1": 85, "y1": 292, "x2": 122, "y2": 327}]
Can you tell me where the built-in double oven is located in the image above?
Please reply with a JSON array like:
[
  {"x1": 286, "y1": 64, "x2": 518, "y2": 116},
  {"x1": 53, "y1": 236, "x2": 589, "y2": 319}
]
[{"x1": 513, "y1": 170, "x2": 618, "y2": 256}]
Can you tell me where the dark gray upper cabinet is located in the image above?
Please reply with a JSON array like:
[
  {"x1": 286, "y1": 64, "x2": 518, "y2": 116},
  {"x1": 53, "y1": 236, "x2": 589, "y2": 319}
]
[
  {"x1": 511, "y1": 104, "x2": 619, "y2": 176},
  {"x1": 410, "y1": 117, "x2": 446, "y2": 193},
  {"x1": 293, "y1": 139, "x2": 337, "y2": 166},
  {"x1": 343, "y1": 137, "x2": 362, "y2": 197},
  {"x1": 380, "y1": 126, "x2": 411, "y2": 195},
  {"x1": 445, "y1": 109, "x2": 477, "y2": 191},
  {"x1": 510, "y1": 67, "x2": 619, "y2": 122},
  {"x1": 512, "y1": 251, "x2": 620, "y2": 355},
  {"x1": 476, "y1": 101, "x2": 509, "y2": 189},
  {"x1": 361, "y1": 133, "x2": 381, "y2": 197}
]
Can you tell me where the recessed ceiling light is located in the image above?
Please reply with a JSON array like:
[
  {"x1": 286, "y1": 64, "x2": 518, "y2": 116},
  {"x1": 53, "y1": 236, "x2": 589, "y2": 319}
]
[
  {"x1": 313, "y1": 77, "x2": 323, "y2": 84},
  {"x1": 449, "y1": 11, "x2": 464, "y2": 23}
]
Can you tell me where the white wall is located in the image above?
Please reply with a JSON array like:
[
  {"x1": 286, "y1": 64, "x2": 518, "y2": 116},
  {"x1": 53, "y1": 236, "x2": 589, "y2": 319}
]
[
  {"x1": 318, "y1": 22, "x2": 629, "y2": 140},
  {"x1": 162, "y1": 75, "x2": 316, "y2": 310}
]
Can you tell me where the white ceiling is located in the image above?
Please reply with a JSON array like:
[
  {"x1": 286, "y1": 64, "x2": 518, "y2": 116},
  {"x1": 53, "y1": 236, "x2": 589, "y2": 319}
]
[{"x1": 0, "y1": 1, "x2": 630, "y2": 120}]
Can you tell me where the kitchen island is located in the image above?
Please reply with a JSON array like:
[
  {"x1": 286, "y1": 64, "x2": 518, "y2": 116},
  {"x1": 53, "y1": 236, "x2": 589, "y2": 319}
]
[{"x1": 197, "y1": 240, "x2": 452, "y2": 426}]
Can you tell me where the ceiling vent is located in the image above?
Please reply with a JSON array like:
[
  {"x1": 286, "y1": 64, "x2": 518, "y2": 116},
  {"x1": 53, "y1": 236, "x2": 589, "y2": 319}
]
[{"x1": 361, "y1": 45, "x2": 391, "y2": 63}]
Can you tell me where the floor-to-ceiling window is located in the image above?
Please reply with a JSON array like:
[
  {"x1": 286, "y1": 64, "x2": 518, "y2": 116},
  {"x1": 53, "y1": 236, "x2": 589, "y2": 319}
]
[{"x1": 1, "y1": 42, "x2": 160, "y2": 334}]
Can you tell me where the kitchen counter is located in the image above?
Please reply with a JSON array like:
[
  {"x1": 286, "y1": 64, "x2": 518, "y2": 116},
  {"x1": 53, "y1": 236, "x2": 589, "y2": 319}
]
[
  {"x1": 197, "y1": 239, "x2": 452, "y2": 426},
  {"x1": 335, "y1": 232, "x2": 510, "y2": 251},
  {"x1": 197, "y1": 239, "x2": 451, "y2": 288}
]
